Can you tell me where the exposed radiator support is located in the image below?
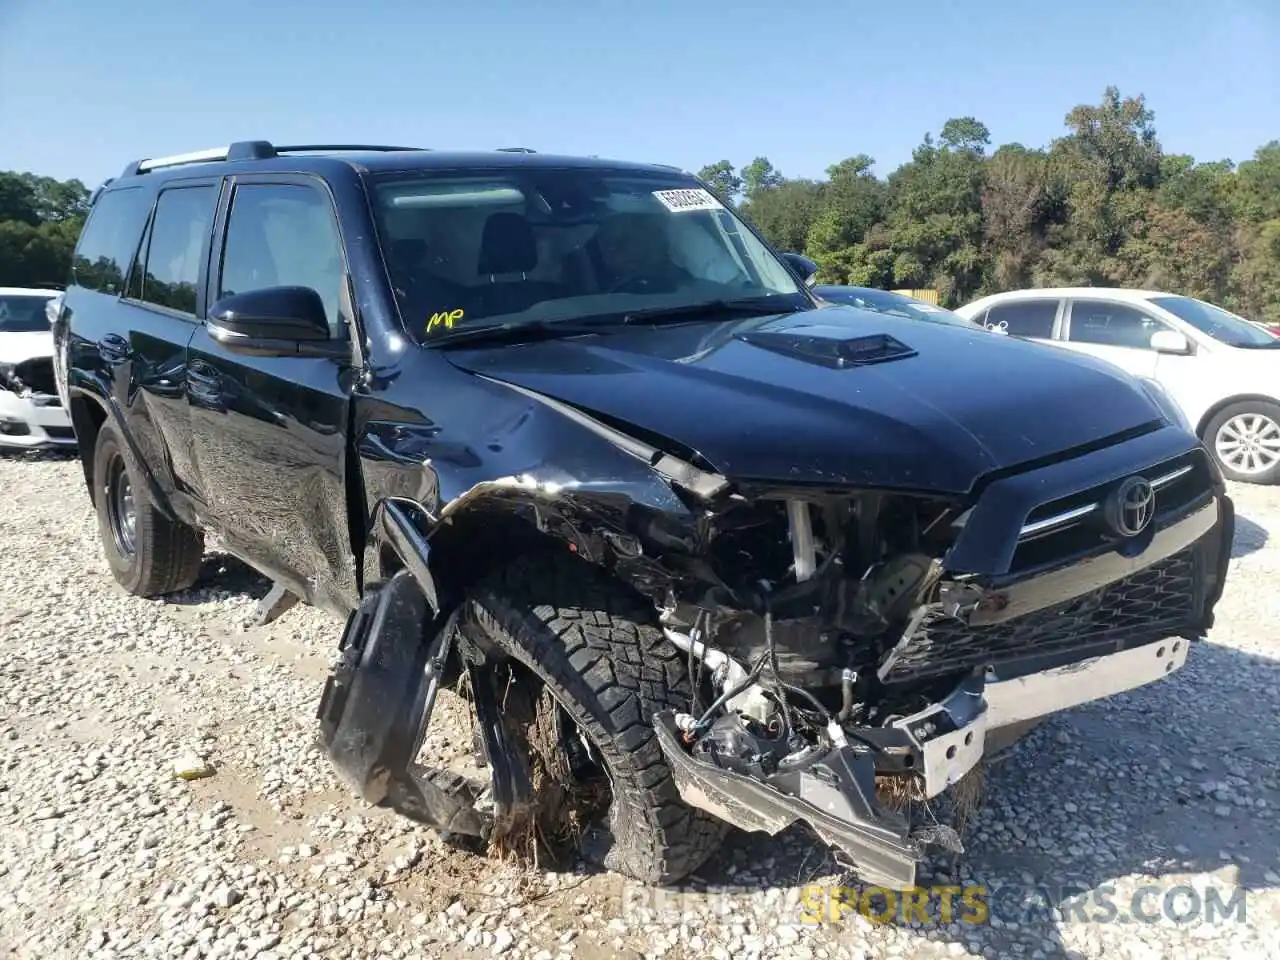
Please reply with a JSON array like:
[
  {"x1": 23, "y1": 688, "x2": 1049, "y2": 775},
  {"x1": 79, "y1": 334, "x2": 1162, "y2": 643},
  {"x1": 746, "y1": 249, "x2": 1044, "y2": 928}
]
[{"x1": 787, "y1": 499, "x2": 817, "y2": 581}]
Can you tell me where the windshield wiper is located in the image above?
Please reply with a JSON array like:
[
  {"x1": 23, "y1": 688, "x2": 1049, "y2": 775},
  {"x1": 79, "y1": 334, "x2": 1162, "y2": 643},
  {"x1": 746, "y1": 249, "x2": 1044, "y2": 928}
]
[
  {"x1": 425, "y1": 319, "x2": 605, "y2": 349},
  {"x1": 424, "y1": 296, "x2": 803, "y2": 348}
]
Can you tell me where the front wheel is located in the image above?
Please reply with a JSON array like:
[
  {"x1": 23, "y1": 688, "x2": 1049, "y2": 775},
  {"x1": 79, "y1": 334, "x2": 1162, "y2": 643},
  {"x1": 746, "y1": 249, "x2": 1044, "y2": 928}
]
[
  {"x1": 459, "y1": 553, "x2": 727, "y2": 883},
  {"x1": 1204, "y1": 400, "x2": 1280, "y2": 484}
]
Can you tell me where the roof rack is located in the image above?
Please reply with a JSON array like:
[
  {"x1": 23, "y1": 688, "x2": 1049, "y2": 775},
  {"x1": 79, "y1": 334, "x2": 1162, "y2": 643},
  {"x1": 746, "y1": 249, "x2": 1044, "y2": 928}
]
[
  {"x1": 495, "y1": 147, "x2": 536, "y2": 153},
  {"x1": 120, "y1": 141, "x2": 429, "y2": 177}
]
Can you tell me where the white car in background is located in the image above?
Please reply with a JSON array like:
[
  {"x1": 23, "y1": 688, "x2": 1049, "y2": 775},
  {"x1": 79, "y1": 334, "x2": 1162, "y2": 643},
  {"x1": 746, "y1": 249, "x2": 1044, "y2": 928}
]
[
  {"x1": 955, "y1": 287, "x2": 1280, "y2": 484},
  {"x1": 0, "y1": 286, "x2": 76, "y2": 451}
]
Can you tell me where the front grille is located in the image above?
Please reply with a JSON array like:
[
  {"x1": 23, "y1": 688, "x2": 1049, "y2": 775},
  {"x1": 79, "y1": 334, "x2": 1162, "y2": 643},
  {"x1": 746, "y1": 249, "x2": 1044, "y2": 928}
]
[
  {"x1": 884, "y1": 550, "x2": 1196, "y2": 682},
  {"x1": 1010, "y1": 450, "x2": 1213, "y2": 573}
]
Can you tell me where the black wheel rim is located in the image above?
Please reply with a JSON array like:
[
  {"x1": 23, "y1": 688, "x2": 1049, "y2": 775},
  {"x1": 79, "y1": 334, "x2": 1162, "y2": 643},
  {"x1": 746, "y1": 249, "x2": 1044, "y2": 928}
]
[{"x1": 106, "y1": 455, "x2": 137, "y2": 557}]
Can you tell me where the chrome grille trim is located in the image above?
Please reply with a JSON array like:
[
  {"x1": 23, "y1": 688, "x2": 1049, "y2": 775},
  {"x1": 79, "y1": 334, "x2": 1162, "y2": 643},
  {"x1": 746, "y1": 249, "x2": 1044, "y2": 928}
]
[{"x1": 1017, "y1": 462, "x2": 1196, "y2": 540}]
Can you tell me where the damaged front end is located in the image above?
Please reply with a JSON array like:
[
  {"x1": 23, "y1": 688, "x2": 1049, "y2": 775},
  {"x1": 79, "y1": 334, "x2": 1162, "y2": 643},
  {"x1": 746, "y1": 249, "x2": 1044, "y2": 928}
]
[
  {"x1": 325, "y1": 384, "x2": 1232, "y2": 888},
  {"x1": 639, "y1": 442, "x2": 1232, "y2": 888}
]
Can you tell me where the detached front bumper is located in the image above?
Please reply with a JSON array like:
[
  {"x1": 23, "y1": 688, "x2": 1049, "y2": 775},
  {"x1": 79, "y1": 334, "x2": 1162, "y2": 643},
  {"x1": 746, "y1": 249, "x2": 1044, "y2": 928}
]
[
  {"x1": 654, "y1": 636, "x2": 1194, "y2": 889},
  {"x1": 0, "y1": 391, "x2": 75, "y2": 449},
  {"x1": 655, "y1": 489, "x2": 1234, "y2": 890}
]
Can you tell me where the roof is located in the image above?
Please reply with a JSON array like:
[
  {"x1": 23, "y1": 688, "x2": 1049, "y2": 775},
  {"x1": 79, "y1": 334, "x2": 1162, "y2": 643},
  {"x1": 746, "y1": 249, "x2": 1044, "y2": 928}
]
[
  {"x1": 109, "y1": 141, "x2": 687, "y2": 185},
  {"x1": 968, "y1": 286, "x2": 1175, "y2": 305}
]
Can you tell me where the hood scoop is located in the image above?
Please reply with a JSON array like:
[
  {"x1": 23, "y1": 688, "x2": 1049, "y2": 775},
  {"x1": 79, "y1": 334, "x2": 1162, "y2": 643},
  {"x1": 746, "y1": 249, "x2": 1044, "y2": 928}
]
[{"x1": 736, "y1": 327, "x2": 917, "y2": 369}]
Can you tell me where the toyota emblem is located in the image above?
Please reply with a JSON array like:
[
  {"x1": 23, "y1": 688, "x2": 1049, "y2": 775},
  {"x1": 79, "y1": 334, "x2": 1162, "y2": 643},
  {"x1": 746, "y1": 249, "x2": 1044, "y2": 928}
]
[{"x1": 1107, "y1": 476, "x2": 1155, "y2": 537}]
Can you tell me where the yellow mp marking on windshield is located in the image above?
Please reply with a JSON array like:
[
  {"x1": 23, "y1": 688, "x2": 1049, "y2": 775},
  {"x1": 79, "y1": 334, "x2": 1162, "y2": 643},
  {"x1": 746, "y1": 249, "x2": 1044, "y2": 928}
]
[{"x1": 427, "y1": 309, "x2": 464, "y2": 333}]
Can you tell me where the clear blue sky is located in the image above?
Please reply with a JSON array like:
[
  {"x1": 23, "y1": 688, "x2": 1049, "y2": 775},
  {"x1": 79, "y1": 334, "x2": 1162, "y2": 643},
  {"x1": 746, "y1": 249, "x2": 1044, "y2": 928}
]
[{"x1": 2, "y1": 0, "x2": 1276, "y2": 188}]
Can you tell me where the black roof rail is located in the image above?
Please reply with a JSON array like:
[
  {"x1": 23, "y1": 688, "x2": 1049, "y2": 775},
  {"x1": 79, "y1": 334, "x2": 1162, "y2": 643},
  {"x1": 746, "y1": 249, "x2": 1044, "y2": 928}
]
[
  {"x1": 496, "y1": 147, "x2": 536, "y2": 153},
  {"x1": 119, "y1": 141, "x2": 428, "y2": 177},
  {"x1": 272, "y1": 144, "x2": 428, "y2": 155}
]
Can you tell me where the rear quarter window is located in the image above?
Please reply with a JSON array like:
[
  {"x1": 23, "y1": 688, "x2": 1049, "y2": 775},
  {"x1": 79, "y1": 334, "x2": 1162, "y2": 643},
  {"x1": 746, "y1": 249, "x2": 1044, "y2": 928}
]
[
  {"x1": 986, "y1": 299, "x2": 1060, "y2": 339},
  {"x1": 71, "y1": 187, "x2": 152, "y2": 296}
]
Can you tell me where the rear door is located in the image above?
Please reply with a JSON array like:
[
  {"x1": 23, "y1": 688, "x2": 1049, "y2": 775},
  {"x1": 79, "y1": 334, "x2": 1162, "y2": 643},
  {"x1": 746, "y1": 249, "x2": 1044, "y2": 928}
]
[
  {"x1": 1059, "y1": 298, "x2": 1163, "y2": 379},
  {"x1": 982, "y1": 297, "x2": 1063, "y2": 344},
  {"x1": 64, "y1": 180, "x2": 216, "y2": 517},
  {"x1": 185, "y1": 173, "x2": 360, "y2": 613},
  {"x1": 119, "y1": 180, "x2": 222, "y2": 506}
]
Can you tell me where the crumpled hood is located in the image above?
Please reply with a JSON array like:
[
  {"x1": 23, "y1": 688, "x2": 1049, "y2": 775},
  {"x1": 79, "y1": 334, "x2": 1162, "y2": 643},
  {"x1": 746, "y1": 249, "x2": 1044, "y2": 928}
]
[{"x1": 443, "y1": 305, "x2": 1166, "y2": 494}]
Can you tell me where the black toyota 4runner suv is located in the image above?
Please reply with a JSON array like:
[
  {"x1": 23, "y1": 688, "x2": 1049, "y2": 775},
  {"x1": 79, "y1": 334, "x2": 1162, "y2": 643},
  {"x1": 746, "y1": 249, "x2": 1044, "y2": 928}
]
[{"x1": 55, "y1": 141, "x2": 1234, "y2": 888}]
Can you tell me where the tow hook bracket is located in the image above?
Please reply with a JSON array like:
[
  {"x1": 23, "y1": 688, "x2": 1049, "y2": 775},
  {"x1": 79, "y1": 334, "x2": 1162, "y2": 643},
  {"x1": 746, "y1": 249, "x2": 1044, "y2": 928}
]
[{"x1": 653, "y1": 712, "x2": 923, "y2": 889}]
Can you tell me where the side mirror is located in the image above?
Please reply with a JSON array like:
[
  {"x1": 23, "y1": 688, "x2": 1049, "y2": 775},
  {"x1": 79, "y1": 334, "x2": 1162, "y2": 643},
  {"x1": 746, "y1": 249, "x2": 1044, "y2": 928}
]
[
  {"x1": 780, "y1": 252, "x2": 819, "y2": 288},
  {"x1": 1150, "y1": 329, "x2": 1192, "y2": 355},
  {"x1": 207, "y1": 286, "x2": 345, "y2": 358}
]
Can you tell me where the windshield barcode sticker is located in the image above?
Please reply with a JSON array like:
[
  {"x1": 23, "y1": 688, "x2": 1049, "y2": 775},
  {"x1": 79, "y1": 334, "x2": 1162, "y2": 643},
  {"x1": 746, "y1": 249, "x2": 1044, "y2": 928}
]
[{"x1": 653, "y1": 188, "x2": 723, "y2": 213}]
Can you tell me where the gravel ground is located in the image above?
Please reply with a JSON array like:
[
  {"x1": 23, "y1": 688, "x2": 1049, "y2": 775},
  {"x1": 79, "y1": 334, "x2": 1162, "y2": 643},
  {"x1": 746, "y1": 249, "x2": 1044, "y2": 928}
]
[{"x1": 1, "y1": 450, "x2": 1277, "y2": 960}]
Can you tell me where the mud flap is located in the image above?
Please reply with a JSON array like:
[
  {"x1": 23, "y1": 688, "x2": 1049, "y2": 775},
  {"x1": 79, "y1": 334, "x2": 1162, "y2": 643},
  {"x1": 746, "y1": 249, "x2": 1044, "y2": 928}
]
[
  {"x1": 653, "y1": 712, "x2": 927, "y2": 889},
  {"x1": 316, "y1": 569, "x2": 489, "y2": 836}
]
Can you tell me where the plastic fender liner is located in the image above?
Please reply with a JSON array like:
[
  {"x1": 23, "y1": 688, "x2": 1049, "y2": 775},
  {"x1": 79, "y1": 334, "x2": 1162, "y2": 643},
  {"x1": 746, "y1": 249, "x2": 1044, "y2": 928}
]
[
  {"x1": 316, "y1": 569, "x2": 488, "y2": 836},
  {"x1": 368, "y1": 497, "x2": 441, "y2": 614}
]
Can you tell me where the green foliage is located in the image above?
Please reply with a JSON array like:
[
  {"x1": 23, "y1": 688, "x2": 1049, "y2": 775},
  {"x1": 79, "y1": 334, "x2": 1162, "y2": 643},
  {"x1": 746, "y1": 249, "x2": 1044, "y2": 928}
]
[
  {"x1": 720, "y1": 87, "x2": 1280, "y2": 322},
  {"x1": 0, "y1": 171, "x2": 89, "y2": 287},
  {"x1": 696, "y1": 161, "x2": 742, "y2": 205}
]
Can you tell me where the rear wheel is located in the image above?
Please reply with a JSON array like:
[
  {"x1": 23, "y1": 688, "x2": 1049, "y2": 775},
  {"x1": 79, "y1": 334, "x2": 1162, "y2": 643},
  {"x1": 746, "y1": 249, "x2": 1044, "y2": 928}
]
[
  {"x1": 457, "y1": 552, "x2": 727, "y2": 883},
  {"x1": 92, "y1": 422, "x2": 204, "y2": 596},
  {"x1": 1204, "y1": 400, "x2": 1280, "y2": 484}
]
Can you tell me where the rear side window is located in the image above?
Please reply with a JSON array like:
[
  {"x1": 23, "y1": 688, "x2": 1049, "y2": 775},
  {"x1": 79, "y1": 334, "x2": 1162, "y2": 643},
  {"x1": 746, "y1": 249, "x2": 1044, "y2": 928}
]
[
  {"x1": 987, "y1": 299, "x2": 1059, "y2": 339},
  {"x1": 71, "y1": 187, "x2": 151, "y2": 295},
  {"x1": 218, "y1": 182, "x2": 346, "y2": 334},
  {"x1": 137, "y1": 186, "x2": 218, "y2": 315}
]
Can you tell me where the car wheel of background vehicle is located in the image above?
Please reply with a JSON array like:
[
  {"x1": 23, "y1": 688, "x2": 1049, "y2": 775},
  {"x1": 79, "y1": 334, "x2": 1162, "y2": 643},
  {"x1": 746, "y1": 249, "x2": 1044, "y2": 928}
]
[
  {"x1": 92, "y1": 422, "x2": 204, "y2": 596},
  {"x1": 463, "y1": 551, "x2": 727, "y2": 884},
  {"x1": 1204, "y1": 400, "x2": 1280, "y2": 484}
]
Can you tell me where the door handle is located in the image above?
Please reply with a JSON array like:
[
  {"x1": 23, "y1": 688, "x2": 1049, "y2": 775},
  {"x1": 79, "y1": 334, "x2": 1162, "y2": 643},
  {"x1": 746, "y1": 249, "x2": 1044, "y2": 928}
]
[{"x1": 99, "y1": 334, "x2": 129, "y2": 362}]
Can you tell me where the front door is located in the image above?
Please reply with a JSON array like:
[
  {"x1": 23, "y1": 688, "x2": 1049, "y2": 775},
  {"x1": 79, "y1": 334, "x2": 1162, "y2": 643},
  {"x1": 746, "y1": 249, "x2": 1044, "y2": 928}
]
[
  {"x1": 1058, "y1": 298, "x2": 1163, "y2": 380},
  {"x1": 185, "y1": 174, "x2": 360, "y2": 613}
]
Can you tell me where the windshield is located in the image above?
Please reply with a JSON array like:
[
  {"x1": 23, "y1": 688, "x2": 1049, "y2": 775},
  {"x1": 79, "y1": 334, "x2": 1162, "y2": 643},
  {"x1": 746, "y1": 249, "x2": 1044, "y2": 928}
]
[
  {"x1": 369, "y1": 169, "x2": 806, "y2": 340},
  {"x1": 0, "y1": 294, "x2": 55, "y2": 334},
  {"x1": 814, "y1": 286, "x2": 975, "y2": 328},
  {"x1": 1149, "y1": 295, "x2": 1279, "y2": 348}
]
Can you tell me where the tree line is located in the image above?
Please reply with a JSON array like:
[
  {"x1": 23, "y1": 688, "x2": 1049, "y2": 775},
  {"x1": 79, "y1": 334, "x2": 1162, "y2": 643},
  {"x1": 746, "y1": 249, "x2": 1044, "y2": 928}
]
[
  {"x1": 2, "y1": 86, "x2": 1277, "y2": 322},
  {"x1": 702, "y1": 86, "x2": 1280, "y2": 321},
  {"x1": 0, "y1": 172, "x2": 90, "y2": 288}
]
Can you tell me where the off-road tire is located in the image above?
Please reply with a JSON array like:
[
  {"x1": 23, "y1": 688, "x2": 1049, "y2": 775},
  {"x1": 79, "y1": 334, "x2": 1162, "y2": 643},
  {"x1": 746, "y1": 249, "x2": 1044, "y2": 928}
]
[
  {"x1": 1203, "y1": 399, "x2": 1280, "y2": 485},
  {"x1": 464, "y1": 552, "x2": 728, "y2": 884},
  {"x1": 92, "y1": 422, "x2": 204, "y2": 597}
]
